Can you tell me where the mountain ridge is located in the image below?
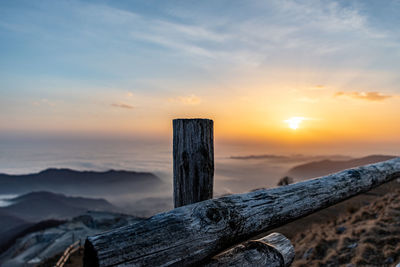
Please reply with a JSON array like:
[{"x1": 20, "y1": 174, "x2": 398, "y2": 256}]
[
  {"x1": 1, "y1": 191, "x2": 117, "y2": 222},
  {"x1": 0, "y1": 168, "x2": 163, "y2": 195},
  {"x1": 288, "y1": 155, "x2": 397, "y2": 179}
]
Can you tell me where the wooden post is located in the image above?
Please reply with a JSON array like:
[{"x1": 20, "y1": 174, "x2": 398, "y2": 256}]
[
  {"x1": 205, "y1": 232, "x2": 294, "y2": 267},
  {"x1": 173, "y1": 118, "x2": 214, "y2": 208}
]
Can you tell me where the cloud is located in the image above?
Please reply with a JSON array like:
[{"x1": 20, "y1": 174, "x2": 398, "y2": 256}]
[
  {"x1": 111, "y1": 102, "x2": 134, "y2": 109},
  {"x1": 307, "y1": 85, "x2": 325, "y2": 91},
  {"x1": 297, "y1": 96, "x2": 319, "y2": 103},
  {"x1": 32, "y1": 98, "x2": 56, "y2": 107},
  {"x1": 4, "y1": 0, "x2": 397, "y2": 75},
  {"x1": 168, "y1": 94, "x2": 201, "y2": 105},
  {"x1": 335, "y1": 91, "x2": 392, "y2": 101},
  {"x1": 63, "y1": 0, "x2": 387, "y2": 66}
]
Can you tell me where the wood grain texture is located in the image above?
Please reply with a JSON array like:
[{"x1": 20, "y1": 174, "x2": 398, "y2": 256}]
[
  {"x1": 205, "y1": 232, "x2": 294, "y2": 267},
  {"x1": 84, "y1": 157, "x2": 400, "y2": 267},
  {"x1": 173, "y1": 119, "x2": 214, "y2": 208}
]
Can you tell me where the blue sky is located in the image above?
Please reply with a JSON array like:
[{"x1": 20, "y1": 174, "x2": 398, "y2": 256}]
[{"x1": 1, "y1": 0, "x2": 400, "y2": 151}]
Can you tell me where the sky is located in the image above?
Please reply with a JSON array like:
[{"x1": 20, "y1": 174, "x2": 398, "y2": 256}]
[{"x1": 1, "y1": 0, "x2": 400, "y2": 154}]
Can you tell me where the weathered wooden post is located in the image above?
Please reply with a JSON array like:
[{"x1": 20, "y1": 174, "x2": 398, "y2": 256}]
[{"x1": 173, "y1": 118, "x2": 214, "y2": 208}]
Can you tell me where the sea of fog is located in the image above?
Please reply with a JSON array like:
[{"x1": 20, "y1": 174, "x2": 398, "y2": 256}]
[
  {"x1": 0, "y1": 139, "x2": 303, "y2": 190},
  {"x1": 0, "y1": 138, "x2": 341, "y2": 215}
]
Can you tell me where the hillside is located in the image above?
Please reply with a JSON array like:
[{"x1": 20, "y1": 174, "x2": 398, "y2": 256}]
[
  {"x1": 292, "y1": 186, "x2": 400, "y2": 266},
  {"x1": 0, "y1": 191, "x2": 119, "y2": 260},
  {"x1": 288, "y1": 155, "x2": 397, "y2": 179},
  {"x1": 1, "y1": 191, "x2": 117, "y2": 222},
  {"x1": 0, "y1": 168, "x2": 162, "y2": 195},
  {"x1": 0, "y1": 211, "x2": 144, "y2": 267}
]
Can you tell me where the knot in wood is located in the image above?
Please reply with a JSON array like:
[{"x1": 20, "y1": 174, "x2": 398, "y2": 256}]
[
  {"x1": 190, "y1": 200, "x2": 242, "y2": 234},
  {"x1": 206, "y1": 207, "x2": 223, "y2": 223}
]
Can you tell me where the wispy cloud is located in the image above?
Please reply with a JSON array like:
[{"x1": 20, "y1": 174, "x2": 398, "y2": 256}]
[
  {"x1": 59, "y1": 0, "x2": 392, "y2": 67},
  {"x1": 32, "y1": 99, "x2": 56, "y2": 107},
  {"x1": 297, "y1": 96, "x2": 319, "y2": 103},
  {"x1": 111, "y1": 102, "x2": 134, "y2": 109},
  {"x1": 335, "y1": 91, "x2": 392, "y2": 101},
  {"x1": 2, "y1": 0, "x2": 398, "y2": 75},
  {"x1": 307, "y1": 85, "x2": 325, "y2": 91},
  {"x1": 168, "y1": 94, "x2": 201, "y2": 105}
]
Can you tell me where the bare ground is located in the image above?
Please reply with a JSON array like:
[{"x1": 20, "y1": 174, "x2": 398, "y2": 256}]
[{"x1": 270, "y1": 179, "x2": 400, "y2": 266}]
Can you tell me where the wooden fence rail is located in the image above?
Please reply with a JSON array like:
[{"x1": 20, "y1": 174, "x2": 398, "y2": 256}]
[
  {"x1": 206, "y1": 232, "x2": 294, "y2": 267},
  {"x1": 55, "y1": 240, "x2": 80, "y2": 267},
  {"x1": 83, "y1": 157, "x2": 400, "y2": 266}
]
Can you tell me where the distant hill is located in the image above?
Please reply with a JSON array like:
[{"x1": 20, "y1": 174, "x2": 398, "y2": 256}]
[
  {"x1": 288, "y1": 155, "x2": 397, "y2": 179},
  {"x1": 1, "y1": 191, "x2": 117, "y2": 222},
  {"x1": 0, "y1": 168, "x2": 162, "y2": 195},
  {"x1": 0, "y1": 210, "x2": 28, "y2": 234},
  {"x1": 230, "y1": 154, "x2": 352, "y2": 163}
]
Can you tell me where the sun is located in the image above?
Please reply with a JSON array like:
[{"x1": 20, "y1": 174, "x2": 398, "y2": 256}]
[{"x1": 284, "y1": 117, "x2": 305, "y2": 130}]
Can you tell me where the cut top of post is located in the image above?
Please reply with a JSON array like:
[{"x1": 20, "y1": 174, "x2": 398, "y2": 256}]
[
  {"x1": 173, "y1": 118, "x2": 213, "y2": 125},
  {"x1": 173, "y1": 118, "x2": 214, "y2": 208}
]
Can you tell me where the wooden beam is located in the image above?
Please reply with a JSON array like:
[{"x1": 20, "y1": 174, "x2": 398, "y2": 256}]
[
  {"x1": 173, "y1": 119, "x2": 214, "y2": 208},
  {"x1": 205, "y1": 232, "x2": 294, "y2": 267},
  {"x1": 84, "y1": 157, "x2": 400, "y2": 267}
]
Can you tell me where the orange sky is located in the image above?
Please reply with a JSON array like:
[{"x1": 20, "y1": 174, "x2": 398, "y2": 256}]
[{"x1": 1, "y1": 1, "x2": 400, "y2": 156}]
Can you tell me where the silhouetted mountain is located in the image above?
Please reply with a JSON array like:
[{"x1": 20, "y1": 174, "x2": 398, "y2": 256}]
[
  {"x1": 1, "y1": 191, "x2": 117, "y2": 222},
  {"x1": 288, "y1": 155, "x2": 397, "y2": 179},
  {"x1": 0, "y1": 210, "x2": 33, "y2": 256},
  {"x1": 230, "y1": 154, "x2": 352, "y2": 162},
  {"x1": 0, "y1": 210, "x2": 27, "y2": 235},
  {"x1": 0, "y1": 168, "x2": 162, "y2": 195}
]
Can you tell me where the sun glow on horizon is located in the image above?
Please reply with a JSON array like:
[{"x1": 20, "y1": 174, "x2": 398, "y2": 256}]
[{"x1": 284, "y1": 117, "x2": 306, "y2": 130}]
